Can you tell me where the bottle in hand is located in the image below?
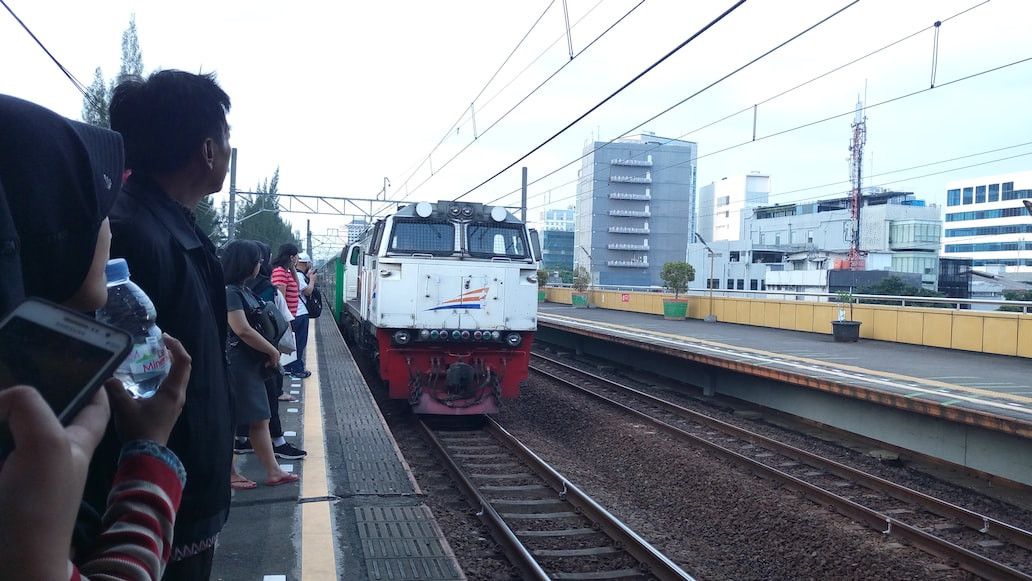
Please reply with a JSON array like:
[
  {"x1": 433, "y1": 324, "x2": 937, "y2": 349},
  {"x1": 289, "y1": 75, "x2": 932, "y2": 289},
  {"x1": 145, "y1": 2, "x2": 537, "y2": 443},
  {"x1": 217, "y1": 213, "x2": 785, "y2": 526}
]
[{"x1": 96, "y1": 259, "x2": 170, "y2": 398}]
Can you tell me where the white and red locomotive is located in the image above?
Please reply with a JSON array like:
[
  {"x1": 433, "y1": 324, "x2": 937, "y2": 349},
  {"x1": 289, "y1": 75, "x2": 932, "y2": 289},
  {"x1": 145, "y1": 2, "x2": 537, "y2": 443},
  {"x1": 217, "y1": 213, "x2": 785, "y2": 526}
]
[{"x1": 339, "y1": 200, "x2": 540, "y2": 415}]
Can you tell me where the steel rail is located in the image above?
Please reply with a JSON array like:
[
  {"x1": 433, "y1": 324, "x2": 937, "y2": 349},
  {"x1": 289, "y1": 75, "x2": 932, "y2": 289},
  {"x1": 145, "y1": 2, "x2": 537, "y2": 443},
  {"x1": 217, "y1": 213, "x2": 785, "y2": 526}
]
[
  {"x1": 484, "y1": 418, "x2": 696, "y2": 581},
  {"x1": 417, "y1": 420, "x2": 550, "y2": 581},
  {"x1": 530, "y1": 355, "x2": 1032, "y2": 581},
  {"x1": 532, "y1": 352, "x2": 1032, "y2": 551}
]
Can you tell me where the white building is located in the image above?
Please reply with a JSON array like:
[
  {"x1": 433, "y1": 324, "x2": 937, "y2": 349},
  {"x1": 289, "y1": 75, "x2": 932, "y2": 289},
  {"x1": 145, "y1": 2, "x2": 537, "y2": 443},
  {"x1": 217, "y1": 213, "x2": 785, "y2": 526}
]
[
  {"x1": 686, "y1": 190, "x2": 943, "y2": 294},
  {"x1": 941, "y1": 171, "x2": 1032, "y2": 273},
  {"x1": 697, "y1": 173, "x2": 770, "y2": 242},
  {"x1": 346, "y1": 218, "x2": 370, "y2": 244},
  {"x1": 542, "y1": 207, "x2": 575, "y2": 232}
]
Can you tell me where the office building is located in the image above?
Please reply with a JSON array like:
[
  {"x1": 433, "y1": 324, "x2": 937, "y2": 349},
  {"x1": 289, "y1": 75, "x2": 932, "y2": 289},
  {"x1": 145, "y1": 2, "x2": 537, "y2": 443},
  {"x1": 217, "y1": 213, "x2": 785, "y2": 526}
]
[
  {"x1": 574, "y1": 134, "x2": 697, "y2": 286},
  {"x1": 697, "y1": 173, "x2": 770, "y2": 242},
  {"x1": 942, "y1": 171, "x2": 1032, "y2": 273},
  {"x1": 346, "y1": 218, "x2": 370, "y2": 244},
  {"x1": 687, "y1": 190, "x2": 943, "y2": 294},
  {"x1": 542, "y1": 208, "x2": 575, "y2": 232},
  {"x1": 541, "y1": 230, "x2": 574, "y2": 270}
]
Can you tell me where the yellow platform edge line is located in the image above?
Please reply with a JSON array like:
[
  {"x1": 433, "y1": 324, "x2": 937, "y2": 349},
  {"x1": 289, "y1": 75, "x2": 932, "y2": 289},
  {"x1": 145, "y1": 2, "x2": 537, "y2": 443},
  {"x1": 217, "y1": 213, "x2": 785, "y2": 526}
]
[{"x1": 300, "y1": 326, "x2": 338, "y2": 580}]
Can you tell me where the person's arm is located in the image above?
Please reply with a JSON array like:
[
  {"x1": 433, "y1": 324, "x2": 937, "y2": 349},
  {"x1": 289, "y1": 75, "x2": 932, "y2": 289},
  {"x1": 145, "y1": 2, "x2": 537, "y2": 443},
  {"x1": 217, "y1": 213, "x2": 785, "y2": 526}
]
[
  {"x1": 298, "y1": 272, "x2": 315, "y2": 297},
  {"x1": 72, "y1": 442, "x2": 185, "y2": 581},
  {"x1": 72, "y1": 336, "x2": 191, "y2": 581},
  {"x1": 228, "y1": 309, "x2": 279, "y2": 367},
  {"x1": 271, "y1": 267, "x2": 289, "y2": 296}
]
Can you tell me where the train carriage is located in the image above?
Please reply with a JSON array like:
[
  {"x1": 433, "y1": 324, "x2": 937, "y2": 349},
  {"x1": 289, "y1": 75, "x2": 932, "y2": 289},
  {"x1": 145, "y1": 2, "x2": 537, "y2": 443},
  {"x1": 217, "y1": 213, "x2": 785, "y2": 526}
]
[{"x1": 331, "y1": 200, "x2": 541, "y2": 415}]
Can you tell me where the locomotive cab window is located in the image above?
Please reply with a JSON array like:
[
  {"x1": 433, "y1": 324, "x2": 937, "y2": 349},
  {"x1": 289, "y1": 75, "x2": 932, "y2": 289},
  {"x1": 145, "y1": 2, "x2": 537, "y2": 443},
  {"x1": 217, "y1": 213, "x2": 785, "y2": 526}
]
[
  {"x1": 387, "y1": 220, "x2": 455, "y2": 256},
  {"x1": 467, "y1": 223, "x2": 529, "y2": 259},
  {"x1": 349, "y1": 246, "x2": 361, "y2": 265}
]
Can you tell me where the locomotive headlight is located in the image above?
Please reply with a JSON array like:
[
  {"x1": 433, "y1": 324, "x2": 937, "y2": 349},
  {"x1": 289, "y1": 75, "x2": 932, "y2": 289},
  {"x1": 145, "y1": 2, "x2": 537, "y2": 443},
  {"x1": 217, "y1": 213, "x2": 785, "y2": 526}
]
[
  {"x1": 451, "y1": 330, "x2": 461, "y2": 340},
  {"x1": 473, "y1": 331, "x2": 483, "y2": 340},
  {"x1": 429, "y1": 330, "x2": 439, "y2": 340},
  {"x1": 505, "y1": 332, "x2": 522, "y2": 347},
  {"x1": 460, "y1": 330, "x2": 470, "y2": 340},
  {"x1": 440, "y1": 329, "x2": 449, "y2": 340},
  {"x1": 393, "y1": 330, "x2": 412, "y2": 345},
  {"x1": 491, "y1": 331, "x2": 501, "y2": 340},
  {"x1": 461, "y1": 206, "x2": 473, "y2": 217},
  {"x1": 420, "y1": 329, "x2": 431, "y2": 340}
]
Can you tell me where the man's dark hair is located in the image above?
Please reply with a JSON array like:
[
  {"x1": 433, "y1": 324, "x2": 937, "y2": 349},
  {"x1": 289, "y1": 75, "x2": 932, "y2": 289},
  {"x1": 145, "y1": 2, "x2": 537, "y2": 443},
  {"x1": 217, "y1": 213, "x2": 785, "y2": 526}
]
[
  {"x1": 222, "y1": 239, "x2": 261, "y2": 284},
  {"x1": 110, "y1": 70, "x2": 230, "y2": 175}
]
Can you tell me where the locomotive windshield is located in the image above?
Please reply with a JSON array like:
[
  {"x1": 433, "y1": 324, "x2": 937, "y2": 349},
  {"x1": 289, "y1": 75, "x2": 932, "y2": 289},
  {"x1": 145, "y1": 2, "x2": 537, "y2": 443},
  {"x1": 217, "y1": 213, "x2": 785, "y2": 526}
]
[
  {"x1": 387, "y1": 220, "x2": 456, "y2": 255},
  {"x1": 466, "y1": 223, "x2": 529, "y2": 259}
]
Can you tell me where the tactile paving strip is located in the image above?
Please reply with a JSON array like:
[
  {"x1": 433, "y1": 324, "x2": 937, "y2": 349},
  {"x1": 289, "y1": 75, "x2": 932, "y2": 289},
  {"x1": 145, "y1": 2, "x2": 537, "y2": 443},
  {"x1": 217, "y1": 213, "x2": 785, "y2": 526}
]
[
  {"x1": 356, "y1": 506, "x2": 466, "y2": 580},
  {"x1": 317, "y1": 318, "x2": 419, "y2": 496}
]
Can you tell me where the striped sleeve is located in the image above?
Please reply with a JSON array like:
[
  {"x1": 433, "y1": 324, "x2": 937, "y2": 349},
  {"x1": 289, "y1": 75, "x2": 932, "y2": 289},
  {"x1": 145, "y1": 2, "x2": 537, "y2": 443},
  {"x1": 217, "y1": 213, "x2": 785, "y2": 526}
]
[
  {"x1": 72, "y1": 440, "x2": 186, "y2": 581},
  {"x1": 272, "y1": 266, "x2": 299, "y2": 315}
]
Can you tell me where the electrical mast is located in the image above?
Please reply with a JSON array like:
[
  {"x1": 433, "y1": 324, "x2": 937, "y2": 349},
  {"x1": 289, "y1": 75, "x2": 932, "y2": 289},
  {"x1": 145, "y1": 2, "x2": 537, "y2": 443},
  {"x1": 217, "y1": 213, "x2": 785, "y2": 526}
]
[{"x1": 847, "y1": 97, "x2": 867, "y2": 270}]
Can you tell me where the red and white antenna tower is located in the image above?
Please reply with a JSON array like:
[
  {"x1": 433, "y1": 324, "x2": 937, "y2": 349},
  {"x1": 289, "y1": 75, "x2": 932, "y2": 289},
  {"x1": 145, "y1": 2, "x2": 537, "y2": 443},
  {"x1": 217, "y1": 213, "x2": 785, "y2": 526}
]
[{"x1": 847, "y1": 96, "x2": 867, "y2": 270}]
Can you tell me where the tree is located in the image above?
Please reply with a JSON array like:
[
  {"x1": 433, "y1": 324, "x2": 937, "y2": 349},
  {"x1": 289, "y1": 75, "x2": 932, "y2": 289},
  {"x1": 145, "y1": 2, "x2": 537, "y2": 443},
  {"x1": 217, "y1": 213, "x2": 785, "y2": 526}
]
[
  {"x1": 117, "y1": 15, "x2": 144, "y2": 83},
  {"x1": 81, "y1": 68, "x2": 110, "y2": 128},
  {"x1": 572, "y1": 266, "x2": 591, "y2": 292},
  {"x1": 998, "y1": 289, "x2": 1032, "y2": 313},
  {"x1": 233, "y1": 168, "x2": 299, "y2": 251},
  {"x1": 82, "y1": 15, "x2": 143, "y2": 127},
  {"x1": 660, "y1": 261, "x2": 695, "y2": 299},
  {"x1": 195, "y1": 197, "x2": 224, "y2": 247},
  {"x1": 857, "y1": 276, "x2": 945, "y2": 307}
]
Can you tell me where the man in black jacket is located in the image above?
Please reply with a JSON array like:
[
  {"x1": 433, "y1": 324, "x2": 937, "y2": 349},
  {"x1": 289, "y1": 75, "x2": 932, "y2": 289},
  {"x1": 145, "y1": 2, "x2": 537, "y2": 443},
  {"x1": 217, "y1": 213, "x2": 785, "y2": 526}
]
[{"x1": 101, "y1": 70, "x2": 233, "y2": 580}]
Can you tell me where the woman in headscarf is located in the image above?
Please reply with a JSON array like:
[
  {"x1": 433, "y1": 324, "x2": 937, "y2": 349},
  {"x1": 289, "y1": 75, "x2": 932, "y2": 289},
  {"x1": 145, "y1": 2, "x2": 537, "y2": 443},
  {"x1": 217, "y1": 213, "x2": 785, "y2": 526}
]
[{"x1": 0, "y1": 94, "x2": 191, "y2": 580}]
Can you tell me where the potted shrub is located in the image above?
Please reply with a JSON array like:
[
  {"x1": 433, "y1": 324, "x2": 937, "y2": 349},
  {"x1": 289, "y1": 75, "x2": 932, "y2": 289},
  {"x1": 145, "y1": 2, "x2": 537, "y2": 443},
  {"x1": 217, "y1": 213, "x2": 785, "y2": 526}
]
[
  {"x1": 832, "y1": 290, "x2": 861, "y2": 342},
  {"x1": 571, "y1": 266, "x2": 590, "y2": 308},
  {"x1": 660, "y1": 261, "x2": 694, "y2": 320},
  {"x1": 537, "y1": 268, "x2": 549, "y2": 303}
]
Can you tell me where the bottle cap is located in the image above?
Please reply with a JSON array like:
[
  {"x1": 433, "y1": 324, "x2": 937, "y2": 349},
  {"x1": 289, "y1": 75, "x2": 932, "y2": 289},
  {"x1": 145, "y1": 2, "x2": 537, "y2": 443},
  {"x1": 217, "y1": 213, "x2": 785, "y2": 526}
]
[{"x1": 105, "y1": 258, "x2": 130, "y2": 283}]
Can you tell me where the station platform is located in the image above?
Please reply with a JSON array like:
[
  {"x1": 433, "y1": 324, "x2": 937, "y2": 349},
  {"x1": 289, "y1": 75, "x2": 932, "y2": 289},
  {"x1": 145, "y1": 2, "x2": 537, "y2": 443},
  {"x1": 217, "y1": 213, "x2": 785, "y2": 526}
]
[
  {"x1": 537, "y1": 304, "x2": 1032, "y2": 439},
  {"x1": 213, "y1": 315, "x2": 465, "y2": 580}
]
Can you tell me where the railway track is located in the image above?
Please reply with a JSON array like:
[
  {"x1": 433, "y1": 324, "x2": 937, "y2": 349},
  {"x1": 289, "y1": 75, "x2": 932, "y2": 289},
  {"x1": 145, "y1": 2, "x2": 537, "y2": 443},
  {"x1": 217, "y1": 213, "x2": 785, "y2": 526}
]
[
  {"x1": 417, "y1": 418, "x2": 694, "y2": 580},
  {"x1": 530, "y1": 352, "x2": 1032, "y2": 581}
]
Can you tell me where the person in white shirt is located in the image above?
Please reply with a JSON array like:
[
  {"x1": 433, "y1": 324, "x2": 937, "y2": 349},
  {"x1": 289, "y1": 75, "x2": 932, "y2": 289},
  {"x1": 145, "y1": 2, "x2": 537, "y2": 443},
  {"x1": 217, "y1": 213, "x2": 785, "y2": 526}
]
[{"x1": 284, "y1": 253, "x2": 316, "y2": 378}]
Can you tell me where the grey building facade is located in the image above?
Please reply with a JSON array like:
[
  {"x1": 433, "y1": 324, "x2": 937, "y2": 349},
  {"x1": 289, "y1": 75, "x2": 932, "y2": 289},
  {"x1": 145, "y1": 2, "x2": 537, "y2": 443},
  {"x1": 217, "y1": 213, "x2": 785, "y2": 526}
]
[{"x1": 574, "y1": 134, "x2": 697, "y2": 286}]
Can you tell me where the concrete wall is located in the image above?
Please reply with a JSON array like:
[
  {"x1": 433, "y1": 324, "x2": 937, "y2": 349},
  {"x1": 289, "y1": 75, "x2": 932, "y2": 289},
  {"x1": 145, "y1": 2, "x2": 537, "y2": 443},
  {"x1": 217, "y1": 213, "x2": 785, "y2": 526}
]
[{"x1": 545, "y1": 287, "x2": 1032, "y2": 358}]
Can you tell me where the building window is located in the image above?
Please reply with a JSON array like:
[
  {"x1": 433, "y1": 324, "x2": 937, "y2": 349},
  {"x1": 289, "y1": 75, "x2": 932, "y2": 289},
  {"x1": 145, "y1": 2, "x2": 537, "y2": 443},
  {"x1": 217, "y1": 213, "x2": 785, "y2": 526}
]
[
  {"x1": 947, "y1": 189, "x2": 961, "y2": 206},
  {"x1": 727, "y1": 279, "x2": 734, "y2": 290},
  {"x1": 736, "y1": 279, "x2": 745, "y2": 290},
  {"x1": 975, "y1": 185, "x2": 986, "y2": 203},
  {"x1": 962, "y1": 187, "x2": 973, "y2": 204},
  {"x1": 761, "y1": 281, "x2": 767, "y2": 291},
  {"x1": 707, "y1": 278, "x2": 718, "y2": 289},
  {"x1": 1003, "y1": 182, "x2": 1014, "y2": 193},
  {"x1": 717, "y1": 195, "x2": 731, "y2": 206},
  {"x1": 750, "y1": 279, "x2": 758, "y2": 290},
  {"x1": 729, "y1": 251, "x2": 740, "y2": 262},
  {"x1": 988, "y1": 184, "x2": 1000, "y2": 202}
]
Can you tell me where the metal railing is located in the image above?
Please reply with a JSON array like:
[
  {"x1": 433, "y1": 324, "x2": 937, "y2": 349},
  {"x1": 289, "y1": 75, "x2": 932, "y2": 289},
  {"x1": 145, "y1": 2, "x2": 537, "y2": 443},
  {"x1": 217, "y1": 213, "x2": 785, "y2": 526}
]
[{"x1": 543, "y1": 284, "x2": 1032, "y2": 313}]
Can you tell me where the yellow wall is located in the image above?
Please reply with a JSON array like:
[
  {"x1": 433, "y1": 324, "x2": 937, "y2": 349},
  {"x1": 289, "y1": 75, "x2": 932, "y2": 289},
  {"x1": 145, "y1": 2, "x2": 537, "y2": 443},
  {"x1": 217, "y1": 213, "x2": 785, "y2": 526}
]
[{"x1": 542, "y1": 288, "x2": 1032, "y2": 358}]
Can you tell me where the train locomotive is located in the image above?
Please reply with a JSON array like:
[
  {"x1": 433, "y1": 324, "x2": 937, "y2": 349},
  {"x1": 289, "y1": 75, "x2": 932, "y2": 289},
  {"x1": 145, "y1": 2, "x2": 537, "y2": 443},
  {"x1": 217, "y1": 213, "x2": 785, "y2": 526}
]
[{"x1": 330, "y1": 200, "x2": 540, "y2": 415}]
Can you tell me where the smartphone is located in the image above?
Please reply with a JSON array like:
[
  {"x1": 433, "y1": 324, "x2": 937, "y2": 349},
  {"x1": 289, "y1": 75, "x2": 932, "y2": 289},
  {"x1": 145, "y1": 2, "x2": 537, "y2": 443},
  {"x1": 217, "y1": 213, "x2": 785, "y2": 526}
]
[{"x1": 0, "y1": 298, "x2": 131, "y2": 454}]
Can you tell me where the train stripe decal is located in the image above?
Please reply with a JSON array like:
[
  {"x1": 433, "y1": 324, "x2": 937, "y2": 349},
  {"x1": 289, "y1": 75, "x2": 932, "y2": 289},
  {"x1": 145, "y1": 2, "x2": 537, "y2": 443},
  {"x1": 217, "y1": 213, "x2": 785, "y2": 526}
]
[{"x1": 428, "y1": 287, "x2": 488, "y2": 311}]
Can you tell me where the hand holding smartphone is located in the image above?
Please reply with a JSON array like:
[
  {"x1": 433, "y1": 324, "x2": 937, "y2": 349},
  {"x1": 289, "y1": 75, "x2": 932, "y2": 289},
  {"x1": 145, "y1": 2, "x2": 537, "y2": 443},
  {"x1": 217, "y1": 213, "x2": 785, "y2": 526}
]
[{"x1": 0, "y1": 299, "x2": 131, "y2": 456}]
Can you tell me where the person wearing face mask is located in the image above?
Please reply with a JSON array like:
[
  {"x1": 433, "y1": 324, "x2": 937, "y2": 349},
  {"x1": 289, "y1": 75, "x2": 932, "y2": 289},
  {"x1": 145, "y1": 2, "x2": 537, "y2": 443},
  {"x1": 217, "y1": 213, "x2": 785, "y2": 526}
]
[{"x1": 0, "y1": 94, "x2": 192, "y2": 581}]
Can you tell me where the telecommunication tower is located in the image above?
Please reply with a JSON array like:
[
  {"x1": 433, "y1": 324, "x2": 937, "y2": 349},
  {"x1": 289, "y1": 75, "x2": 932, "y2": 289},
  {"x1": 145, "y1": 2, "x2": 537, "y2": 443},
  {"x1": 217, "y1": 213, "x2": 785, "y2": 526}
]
[{"x1": 846, "y1": 97, "x2": 867, "y2": 270}]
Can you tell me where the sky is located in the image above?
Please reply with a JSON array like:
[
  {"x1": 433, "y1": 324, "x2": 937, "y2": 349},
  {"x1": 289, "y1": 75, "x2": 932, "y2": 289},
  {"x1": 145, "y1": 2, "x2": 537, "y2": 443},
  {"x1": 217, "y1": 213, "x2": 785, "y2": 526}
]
[{"x1": 2, "y1": 0, "x2": 1030, "y2": 260}]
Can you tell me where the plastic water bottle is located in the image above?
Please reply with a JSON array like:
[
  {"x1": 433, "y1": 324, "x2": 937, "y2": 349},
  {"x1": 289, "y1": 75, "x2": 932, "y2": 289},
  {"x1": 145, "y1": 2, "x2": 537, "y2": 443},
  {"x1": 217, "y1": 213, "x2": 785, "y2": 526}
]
[{"x1": 97, "y1": 258, "x2": 171, "y2": 398}]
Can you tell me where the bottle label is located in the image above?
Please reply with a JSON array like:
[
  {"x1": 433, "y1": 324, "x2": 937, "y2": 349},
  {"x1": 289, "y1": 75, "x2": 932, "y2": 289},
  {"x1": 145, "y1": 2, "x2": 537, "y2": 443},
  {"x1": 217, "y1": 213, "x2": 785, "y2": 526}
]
[{"x1": 128, "y1": 336, "x2": 171, "y2": 377}]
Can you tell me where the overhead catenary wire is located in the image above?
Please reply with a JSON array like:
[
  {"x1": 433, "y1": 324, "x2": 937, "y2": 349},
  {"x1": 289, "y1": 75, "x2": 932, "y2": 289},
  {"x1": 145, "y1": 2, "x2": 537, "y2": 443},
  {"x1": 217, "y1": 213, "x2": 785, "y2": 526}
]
[
  {"x1": 1, "y1": 0, "x2": 95, "y2": 103},
  {"x1": 488, "y1": 0, "x2": 990, "y2": 208},
  {"x1": 393, "y1": 0, "x2": 648, "y2": 207},
  {"x1": 516, "y1": 51, "x2": 1032, "y2": 219},
  {"x1": 451, "y1": 0, "x2": 750, "y2": 203},
  {"x1": 390, "y1": 0, "x2": 558, "y2": 201},
  {"x1": 526, "y1": 145, "x2": 1032, "y2": 222}
]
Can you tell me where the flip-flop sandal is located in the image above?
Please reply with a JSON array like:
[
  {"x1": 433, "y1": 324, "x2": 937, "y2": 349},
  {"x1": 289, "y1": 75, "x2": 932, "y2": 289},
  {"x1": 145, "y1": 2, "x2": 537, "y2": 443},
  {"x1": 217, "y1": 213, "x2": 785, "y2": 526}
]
[
  {"x1": 266, "y1": 473, "x2": 300, "y2": 487},
  {"x1": 230, "y1": 476, "x2": 257, "y2": 490}
]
